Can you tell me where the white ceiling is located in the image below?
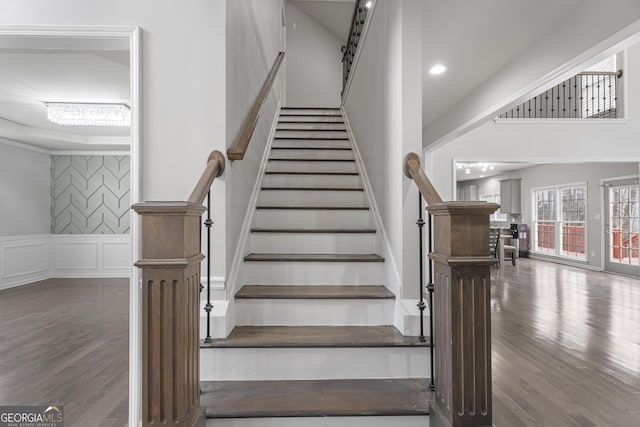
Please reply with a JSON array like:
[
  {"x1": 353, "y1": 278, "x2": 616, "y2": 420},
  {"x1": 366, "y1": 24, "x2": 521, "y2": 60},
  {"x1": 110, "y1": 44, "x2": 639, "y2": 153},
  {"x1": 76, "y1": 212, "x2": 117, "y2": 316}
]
[
  {"x1": 294, "y1": 0, "x2": 590, "y2": 130},
  {"x1": 456, "y1": 162, "x2": 539, "y2": 183},
  {"x1": 0, "y1": 37, "x2": 130, "y2": 152},
  {"x1": 422, "y1": 0, "x2": 585, "y2": 127}
]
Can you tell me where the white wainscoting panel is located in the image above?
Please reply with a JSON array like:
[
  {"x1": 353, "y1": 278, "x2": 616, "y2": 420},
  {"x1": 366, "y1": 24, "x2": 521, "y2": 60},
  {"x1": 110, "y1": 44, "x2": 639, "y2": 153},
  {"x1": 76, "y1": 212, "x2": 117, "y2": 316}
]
[
  {"x1": 0, "y1": 234, "x2": 131, "y2": 289},
  {"x1": 52, "y1": 234, "x2": 131, "y2": 278},
  {"x1": 0, "y1": 235, "x2": 50, "y2": 289}
]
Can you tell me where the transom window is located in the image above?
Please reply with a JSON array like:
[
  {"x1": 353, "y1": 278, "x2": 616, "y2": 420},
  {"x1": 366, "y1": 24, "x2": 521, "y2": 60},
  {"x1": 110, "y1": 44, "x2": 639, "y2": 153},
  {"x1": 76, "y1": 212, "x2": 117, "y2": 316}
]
[{"x1": 532, "y1": 184, "x2": 587, "y2": 260}]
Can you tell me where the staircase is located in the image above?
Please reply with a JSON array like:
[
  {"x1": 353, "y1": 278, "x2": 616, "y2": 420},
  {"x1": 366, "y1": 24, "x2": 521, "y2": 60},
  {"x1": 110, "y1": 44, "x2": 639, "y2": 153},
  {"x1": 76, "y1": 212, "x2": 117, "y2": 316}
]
[{"x1": 200, "y1": 107, "x2": 431, "y2": 426}]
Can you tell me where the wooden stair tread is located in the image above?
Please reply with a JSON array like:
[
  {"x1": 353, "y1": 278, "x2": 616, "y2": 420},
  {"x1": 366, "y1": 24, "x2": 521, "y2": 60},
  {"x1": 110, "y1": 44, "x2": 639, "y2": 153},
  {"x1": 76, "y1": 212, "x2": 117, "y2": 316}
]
[
  {"x1": 271, "y1": 146, "x2": 352, "y2": 150},
  {"x1": 281, "y1": 107, "x2": 341, "y2": 110},
  {"x1": 202, "y1": 326, "x2": 429, "y2": 348},
  {"x1": 251, "y1": 228, "x2": 376, "y2": 233},
  {"x1": 261, "y1": 187, "x2": 364, "y2": 191},
  {"x1": 278, "y1": 120, "x2": 345, "y2": 124},
  {"x1": 268, "y1": 158, "x2": 355, "y2": 162},
  {"x1": 256, "y1": 206, "x2": 369, "y2": 210},
  {"x1": 244, "y1": 253, "x2": 384, "y2": 262},
  {"x1": 264, "y1": 171, "x2": 359, "y2": 176},
  {"x1": 202, "y1": 378, "x2": 430, "y2": 418},
  {"x1": 235, "y1": 285, "x2": 394, "y2": 300},
  {"x1": 273, "y1": 137, "x2": 349, "y2": 140}
]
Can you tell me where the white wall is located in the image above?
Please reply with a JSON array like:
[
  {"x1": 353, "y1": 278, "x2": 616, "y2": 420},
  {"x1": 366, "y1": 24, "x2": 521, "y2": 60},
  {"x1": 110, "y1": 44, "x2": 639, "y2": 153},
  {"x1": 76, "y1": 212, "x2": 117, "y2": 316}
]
[
  {"x1": 344, "y1": 0, "x2": 423, "y2": 304},
  {"x1": 0, "y1": 141, "x2": 50, "y2": 237},
  {"x1": 427, "y1": 40, "x2": 640, "y2": 204},
  {"x1": 225, "y1": 0, "x2": 284, "y2": 297},
  {"x1": 458, "y1": 162, "x2": 639, "y2": 269},
  {"x1": 1, "y1": 0, "x2": 228, "y2": 277},
  {"x1": 285, "y1": 1, "x2": 342, "y2": 107},
  {"x1": 422, "y1": 0, "x2": 640, "y2": 149}
]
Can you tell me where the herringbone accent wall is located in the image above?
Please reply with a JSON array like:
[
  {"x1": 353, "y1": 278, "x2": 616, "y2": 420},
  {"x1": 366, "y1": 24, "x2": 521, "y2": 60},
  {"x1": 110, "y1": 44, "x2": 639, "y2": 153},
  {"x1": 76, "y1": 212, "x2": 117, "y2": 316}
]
[{"x1": 51, "y1": 156, "x2": 130, "y2": 234}]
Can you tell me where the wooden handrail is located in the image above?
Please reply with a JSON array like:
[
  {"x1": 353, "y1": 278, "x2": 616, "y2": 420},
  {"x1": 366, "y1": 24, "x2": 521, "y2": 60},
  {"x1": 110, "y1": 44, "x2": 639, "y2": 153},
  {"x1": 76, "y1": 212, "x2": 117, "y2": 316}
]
[
  {"x1": 227, "y1": 52, "x2": 285, "y2": 161},
  {"x1": 579, "y1": 69, "x2": 623, "y2": 78},
  {"x1": 402, "y1": 152, "x2": 443, "y2": 206},
  {"x1": 188, "y1": 150, "x2": 226, "y2": 205}
]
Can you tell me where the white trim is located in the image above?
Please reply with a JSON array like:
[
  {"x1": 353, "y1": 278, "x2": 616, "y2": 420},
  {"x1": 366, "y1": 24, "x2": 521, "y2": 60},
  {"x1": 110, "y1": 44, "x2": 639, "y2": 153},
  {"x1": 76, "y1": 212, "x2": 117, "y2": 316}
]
[
  {"x1": 202, "y1": 276, "x2": 226, "y2": 290},
  {"x1": 341, "y1": 0, "x2": 379, "y2": 104},
  {"x1": 53, "y1": 150, "x2": 131, "y2": 156},
  {"x1": 0, "y1": 137, "x2": 129, "y2": 156},
  {"x1": 341, "y1": 107, "x2": 402, "y2": 296},
  {"x1": 0, "y1": 137, "x2": 51, "y2": 154},
  {"x1": 0, "y1": 25, "x2": 141, "y2": 426},
  {"x1": 528, "y1": 253, "x2": 603, "y2": 271},
  {"x1": 425, "y1": 20, "x2": 640, "y2": 151},
  {"x1": 226, "y1": 102, "x2": 281, "y2": 300},
  {"x1": 493, "y1": 118, "x2": 630, "y2": 125}
]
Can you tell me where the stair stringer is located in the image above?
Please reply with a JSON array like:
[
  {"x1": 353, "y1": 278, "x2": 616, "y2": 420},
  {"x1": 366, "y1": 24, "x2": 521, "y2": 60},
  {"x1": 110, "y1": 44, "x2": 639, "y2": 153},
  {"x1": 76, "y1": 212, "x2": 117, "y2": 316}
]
[
  {"x1": 208, "y1": 103, "x2": 281, "y2": 339},
  {"x1": 342, "y1": 107, "x2": 428, "y2": 337}
]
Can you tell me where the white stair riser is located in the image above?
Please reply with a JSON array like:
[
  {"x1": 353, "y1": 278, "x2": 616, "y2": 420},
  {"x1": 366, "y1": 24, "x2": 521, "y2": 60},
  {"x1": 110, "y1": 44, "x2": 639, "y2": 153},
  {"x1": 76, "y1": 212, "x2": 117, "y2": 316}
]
[
  {"x1": 235, "y1": 299, "x2": 393, "y2": 326},
  {"x1": 259, "y1": 190, "x2": 367, "y2": 207},
  {"x1": 272, "y1": 140, "x2": 351, "y2": 149},
  {"x1": 278, "y1": 116, "x2": 344, "y2": 123},
  {"x1": 243, "y1": 262, "x2": 384, "y2": 285},
  {"x1": 263, "y1": 174, "x2": 361, "y2": 188},
  {"x1": 277, "y1": 123, "x2": 347, "y2": 131},
  {"x1": 266, "y1": 161, "x2": 358, "y2": 173},
  {"x1": 208, "y1": 416, "x2": 430, "y2": 427},
  {"x1": 281, "y1": 109, "x2": 341, "y2": 115},
  {"x1": 249, "y1": 233, "x2": 377, "y2": 254},
  {"x1": 270, "y1": 149, "x2": 353, "y2": 160},
  {"x1": 253, "y1": 209, "x2": 372, "y2": 229},
  {"x1": 201, "y1": 347, "x2": 429, "y2": 380}
]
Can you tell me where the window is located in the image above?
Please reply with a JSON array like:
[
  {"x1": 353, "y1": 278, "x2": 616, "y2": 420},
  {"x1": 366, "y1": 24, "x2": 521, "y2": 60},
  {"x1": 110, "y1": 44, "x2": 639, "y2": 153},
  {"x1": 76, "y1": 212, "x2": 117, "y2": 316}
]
[
  {"x1": 480, "y1": 194, "x2": 508, "y2": 222},
  {"x1": 532, "y1": 184, "x2": 587, "y2": 260}
]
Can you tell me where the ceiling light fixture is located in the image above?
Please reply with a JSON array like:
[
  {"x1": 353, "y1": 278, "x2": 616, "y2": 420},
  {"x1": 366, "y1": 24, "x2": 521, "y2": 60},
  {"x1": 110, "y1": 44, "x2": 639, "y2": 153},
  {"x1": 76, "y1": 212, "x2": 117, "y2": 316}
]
[
  {"x1": 46, "y1": 102, "x2": 131, "y2": 127},
  {"x1": 465, "y1": 168, "x2": 471, "y2": 174},
  {"x1": 365, "y1": 1, "x2": 372, "y2": 10},
  {"x1": 429, "y1": 64, "x2": 447, "y2": 75}
]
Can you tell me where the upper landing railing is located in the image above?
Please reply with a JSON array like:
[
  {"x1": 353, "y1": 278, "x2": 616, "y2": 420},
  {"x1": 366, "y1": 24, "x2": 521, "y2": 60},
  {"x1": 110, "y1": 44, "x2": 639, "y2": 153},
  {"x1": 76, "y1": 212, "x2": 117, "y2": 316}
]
[
  {"x1": 500, "y1": 69, "x2": 623, "y2": 119},
  {"x1": 403, "y1": 153, "x2": 499, "y2": 427},
  {"x1": 341, "y1": 0, "x2": 371, "y2": 93}
]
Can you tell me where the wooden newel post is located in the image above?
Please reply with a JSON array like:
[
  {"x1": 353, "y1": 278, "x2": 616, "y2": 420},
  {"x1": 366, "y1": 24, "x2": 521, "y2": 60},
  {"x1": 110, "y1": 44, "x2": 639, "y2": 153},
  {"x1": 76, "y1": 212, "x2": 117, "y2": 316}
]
[
  {"x1": 427, "y1": 201, "x2": 499, "y2": 427},
  {"x1": 133, "y1": 201, "x2": 207, "y2": 427}
]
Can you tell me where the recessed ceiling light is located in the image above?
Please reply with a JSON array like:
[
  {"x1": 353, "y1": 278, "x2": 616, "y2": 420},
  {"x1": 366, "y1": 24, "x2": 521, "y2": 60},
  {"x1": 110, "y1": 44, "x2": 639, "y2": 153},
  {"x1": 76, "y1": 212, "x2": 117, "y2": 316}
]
[
  {"x1": 489, "y1": 165, "x2": 495, "y2": 170},
  {"x1": 465, "y1": 168, "x2": 471, "y2": 174},
  {"x1": 365, "y1": 1, "x2": 372, "y2": 9},
  {"x1": 429, "y1": 64, "x2": 447, "y2": 75},
  {"x1": 480, "y1": 175, "x2": 485, "y2": 178}
]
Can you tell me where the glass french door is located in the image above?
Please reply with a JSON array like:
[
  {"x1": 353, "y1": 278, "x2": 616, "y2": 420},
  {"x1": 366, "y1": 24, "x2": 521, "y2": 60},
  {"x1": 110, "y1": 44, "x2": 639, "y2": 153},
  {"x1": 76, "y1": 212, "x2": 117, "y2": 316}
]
[{"x1": 604, "y1": 178, "x2": 639, "y2": 276}]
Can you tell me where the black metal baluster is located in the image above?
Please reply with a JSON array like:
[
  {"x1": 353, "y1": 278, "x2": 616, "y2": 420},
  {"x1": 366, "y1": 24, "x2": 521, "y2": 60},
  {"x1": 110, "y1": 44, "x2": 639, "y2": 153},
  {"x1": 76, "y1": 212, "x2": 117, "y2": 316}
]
[
  {"x1": 427, "y1": 210, "x2": 435, "y2": 392},
  {"x1": 204, "y1": 190, "x2": 213, "y2": 344},
  {"x1": 417, "y1": 193, "x2": 426, "y2": 343}
]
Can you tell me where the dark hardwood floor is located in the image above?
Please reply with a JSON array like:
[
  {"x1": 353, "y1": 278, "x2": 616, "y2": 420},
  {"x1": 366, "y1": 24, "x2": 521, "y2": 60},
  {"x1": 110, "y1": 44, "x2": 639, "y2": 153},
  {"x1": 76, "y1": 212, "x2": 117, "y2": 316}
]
[
  {"x1": 492, "y1": 259, "x2": 640, "y2": 426},
  {"x1": 0, "y1": 278, "x2": 129, "y2": 427},
  {"x1": 0, "y1": 261, "x2": 637, "y2": 426}
]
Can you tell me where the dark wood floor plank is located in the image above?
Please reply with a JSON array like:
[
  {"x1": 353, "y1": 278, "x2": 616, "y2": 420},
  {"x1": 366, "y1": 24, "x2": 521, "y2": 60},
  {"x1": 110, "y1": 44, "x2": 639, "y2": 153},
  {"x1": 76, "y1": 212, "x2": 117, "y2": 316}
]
[
  {"x1": 235, "y1": 285, "x2": 394, "y2": 300},
  {"x1": 250, "y1": 228, "x2": 376, "y2": 234},
  {"x1": 201, "y1": 379, "x2": 430, "y2": 418},
  {"x1": 244, "y1": 253, "x2": 384, "y2": 262},
  {"x1": 0, "y1": 278, "x2": 129, "y2": 427},
  {"x1": 201, "y1": 325, "x2": 429, "y2": 348},
  {"x1": 491, "y1": 259, "x2": 640, "y2": 427}
]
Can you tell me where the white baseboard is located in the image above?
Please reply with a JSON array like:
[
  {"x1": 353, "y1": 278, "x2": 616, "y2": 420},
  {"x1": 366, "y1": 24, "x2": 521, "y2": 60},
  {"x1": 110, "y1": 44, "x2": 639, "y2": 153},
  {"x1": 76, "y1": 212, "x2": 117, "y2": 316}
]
[
  {"x1": 528, "y1": 253, "x2": 603, "y2": 271},
  {"x1": 0, "y1": 234, "x2": 131, "y2": 290}
]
